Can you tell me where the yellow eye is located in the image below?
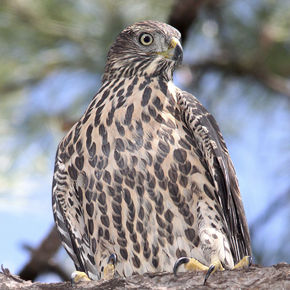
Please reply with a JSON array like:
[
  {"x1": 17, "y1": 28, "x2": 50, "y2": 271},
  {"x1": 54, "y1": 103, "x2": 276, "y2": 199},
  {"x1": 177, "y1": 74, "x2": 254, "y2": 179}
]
[{"x1": 139, "y1": 33, "x2": 154, "y2": 46}]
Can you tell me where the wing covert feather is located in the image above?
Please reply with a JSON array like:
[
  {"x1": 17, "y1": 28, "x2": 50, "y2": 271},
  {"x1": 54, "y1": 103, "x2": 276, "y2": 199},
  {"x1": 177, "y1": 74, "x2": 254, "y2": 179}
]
[{"x1": 176, "y1": 90, "x2": 252, "y2": 262}]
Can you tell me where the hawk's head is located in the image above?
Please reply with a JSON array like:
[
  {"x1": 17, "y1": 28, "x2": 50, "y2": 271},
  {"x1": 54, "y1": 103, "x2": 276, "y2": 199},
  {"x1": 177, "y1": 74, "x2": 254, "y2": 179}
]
[{"x1": 102, "y1": 20, "x2": 183, "y2": 83}]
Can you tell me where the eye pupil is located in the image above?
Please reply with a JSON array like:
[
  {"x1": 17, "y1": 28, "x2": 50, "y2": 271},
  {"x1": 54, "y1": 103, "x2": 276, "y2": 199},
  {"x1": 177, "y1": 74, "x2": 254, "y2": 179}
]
[{"x1": 143, "y1": 36, "x2": 150, "y2": 43}]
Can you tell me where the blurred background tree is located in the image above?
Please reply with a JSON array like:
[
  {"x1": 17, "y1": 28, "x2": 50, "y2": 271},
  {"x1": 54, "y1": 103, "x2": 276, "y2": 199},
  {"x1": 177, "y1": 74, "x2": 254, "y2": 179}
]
[{"x1": 1, "y1": 0, "x2": 290, "y2": 282}]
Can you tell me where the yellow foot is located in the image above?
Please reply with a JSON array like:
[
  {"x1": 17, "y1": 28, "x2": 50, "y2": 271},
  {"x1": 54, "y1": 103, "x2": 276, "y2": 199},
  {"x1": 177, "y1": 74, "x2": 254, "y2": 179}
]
[
  {"x1": 71, "y1": 271, "x2": 90, "y2": 285},
  {"x1": 174, "y1": 256, "x2": 252, "y2": 285},
  {"x1": 233, "y1": 256, "x2": 252, "y2": 269},
  {"x1": 173, "y1": 257, "x2": 208, "y2": 276},
  {"x1": 173, "y1": 257, "x2": 224, "y2": 285},
  {"x1": 103, "y1": 253, "x2": 117, "y2": 280}
]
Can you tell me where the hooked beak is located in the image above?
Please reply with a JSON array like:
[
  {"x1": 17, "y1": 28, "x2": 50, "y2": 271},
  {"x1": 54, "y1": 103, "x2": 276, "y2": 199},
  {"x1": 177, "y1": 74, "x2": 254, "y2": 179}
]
[{"x1": 156, "y1": 37, "x2": 183, "y2": 65}]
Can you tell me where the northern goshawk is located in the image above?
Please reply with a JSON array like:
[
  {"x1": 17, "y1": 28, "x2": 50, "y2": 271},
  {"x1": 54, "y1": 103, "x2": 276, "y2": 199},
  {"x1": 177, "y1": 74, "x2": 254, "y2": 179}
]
[{"x1": 52, "y1": 20, "x2": 252, "y2": 284}]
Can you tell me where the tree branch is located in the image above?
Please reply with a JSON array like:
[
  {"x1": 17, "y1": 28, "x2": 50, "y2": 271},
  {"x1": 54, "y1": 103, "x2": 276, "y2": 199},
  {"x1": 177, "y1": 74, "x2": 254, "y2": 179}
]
[
  {"x1": 2, "y1": 263, "x2": 290, "y2": 289},
  {"x1": 168, "y1": 0, "x2": 204, "y2": 42},
  {"x1": 190, "y1": 59, "x2": 290, "y2": 99},
  {"x1": 18, "y1": 225, "x2": 67, "y2": 282}
]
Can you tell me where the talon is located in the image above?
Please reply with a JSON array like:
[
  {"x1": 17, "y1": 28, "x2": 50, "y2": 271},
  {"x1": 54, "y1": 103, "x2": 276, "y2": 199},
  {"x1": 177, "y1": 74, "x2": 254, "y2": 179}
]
[
  {"x1": 70, "y1": 271, "x2": 90, "y2": 285},
  {"x1": 173, "y1": 257, "x2": 190, "y2": 277},
  {"x1": 248, "y1": 256, "x2": 253, "y2": 267},
  {"x1": 107, "y1": 253, "x2": 117, "y2": 265},
  {"x1": 204, "y1": 264, "x2": 215, "y2": 285}
]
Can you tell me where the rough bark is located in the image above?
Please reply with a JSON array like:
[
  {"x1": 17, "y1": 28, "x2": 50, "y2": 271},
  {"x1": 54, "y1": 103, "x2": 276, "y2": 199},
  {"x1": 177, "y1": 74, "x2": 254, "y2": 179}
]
[{"x1": 2, "y1": 263, "x2": 290, "y2": 290}]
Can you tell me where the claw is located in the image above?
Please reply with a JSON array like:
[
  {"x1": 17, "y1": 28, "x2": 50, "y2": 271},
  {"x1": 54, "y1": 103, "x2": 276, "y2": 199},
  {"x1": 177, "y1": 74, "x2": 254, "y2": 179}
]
[
  {"x1": 204, "y1": 260, "x2": 224, "y2": 285},
  {"x1": 248, "y1": 256, "x2": 253, "y2": 267},
  {"x1": 204, "y1": 264, "x2": 215, "y2": 285},
  {"x1": 173, "y1": 257, "x2": 190, "y2": 277},
  {"x1": 107, "y1": 253, "x2": 117, "y2": 265}
]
